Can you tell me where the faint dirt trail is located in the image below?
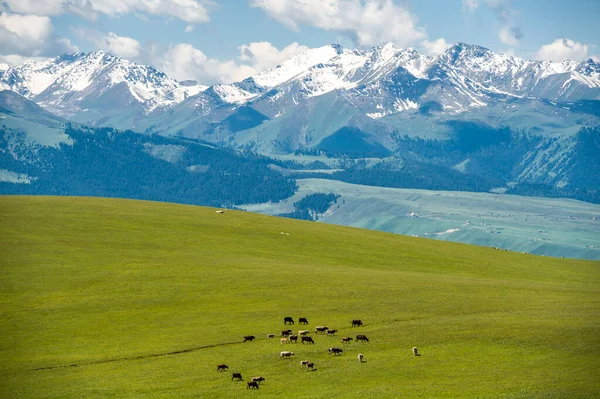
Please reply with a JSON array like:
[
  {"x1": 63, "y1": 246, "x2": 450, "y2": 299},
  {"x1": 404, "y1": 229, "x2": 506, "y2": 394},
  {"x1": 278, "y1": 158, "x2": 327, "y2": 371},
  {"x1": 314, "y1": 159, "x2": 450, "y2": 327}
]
[{"x1": 32, "y1": 340, "x2": 240, "y2": 371}]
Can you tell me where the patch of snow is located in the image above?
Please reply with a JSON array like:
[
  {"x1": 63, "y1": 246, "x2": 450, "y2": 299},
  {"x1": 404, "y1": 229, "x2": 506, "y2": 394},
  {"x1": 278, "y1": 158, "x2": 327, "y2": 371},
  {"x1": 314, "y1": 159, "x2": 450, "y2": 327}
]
[{"x1": 143, "y1": 143, "x2": 186, "y2": 163}]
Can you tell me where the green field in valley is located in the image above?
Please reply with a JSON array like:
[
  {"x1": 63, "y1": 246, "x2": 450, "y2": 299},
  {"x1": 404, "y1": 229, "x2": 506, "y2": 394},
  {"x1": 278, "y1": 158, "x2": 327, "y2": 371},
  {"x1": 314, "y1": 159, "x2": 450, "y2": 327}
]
[
  {"x1": 1, "y1": 196, "x2": 599, "y2": 398},
  {"x1": 242, "y1": 178, "x2": 600, "y2": 260}
]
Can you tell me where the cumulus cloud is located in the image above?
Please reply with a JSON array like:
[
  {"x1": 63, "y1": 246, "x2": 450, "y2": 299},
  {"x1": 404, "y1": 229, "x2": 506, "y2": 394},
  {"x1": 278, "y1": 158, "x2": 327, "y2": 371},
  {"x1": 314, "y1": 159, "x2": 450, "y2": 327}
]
[
  {"x1": 2, "y1": 0, "x2": 215, "y2": 23},
  {"x1": 0, "y1": 12, "x2": 53, "y2": 54},
  {"x1": 238, "y1": 41, "x2": 309, "y2": 72},
  {"x1": 463, "y1": 0, "x2": 523, "y2": 46},
  {"x1": 421, "y1": 38, "x2": 451, "y2": 57},
  {"x1": 157, "y1": 41, "x2": 310, "y2": 85},
  {"x1": 73, "y1": 28, "x2": 142, "y2": 59},
  {"x1": 536, "y1": 38, "x2": 593, "y2": 62},
  {"x1": 250, "y1": 0, "x2": 426, "y2": 47},
  {"x1": 0, "y1": 54, "x2": 53, "y2": 66},
  {"x1": 158, "y1": 43, "x2": 253, "y2": 84}
]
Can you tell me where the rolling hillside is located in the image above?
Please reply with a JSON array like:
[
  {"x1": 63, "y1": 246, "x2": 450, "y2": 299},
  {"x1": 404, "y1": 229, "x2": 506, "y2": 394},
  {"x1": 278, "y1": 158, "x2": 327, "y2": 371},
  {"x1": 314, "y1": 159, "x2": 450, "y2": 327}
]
[{"x1": 1, "y1": 196, "x2": 599, "y2": 398}]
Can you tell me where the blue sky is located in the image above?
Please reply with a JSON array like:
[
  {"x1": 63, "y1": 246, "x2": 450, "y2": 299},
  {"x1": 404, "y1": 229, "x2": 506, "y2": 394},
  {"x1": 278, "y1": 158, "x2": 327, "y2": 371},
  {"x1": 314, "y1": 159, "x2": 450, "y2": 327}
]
[{"x1": 1, "y1": 0, "x2": 598, "y2": 85}]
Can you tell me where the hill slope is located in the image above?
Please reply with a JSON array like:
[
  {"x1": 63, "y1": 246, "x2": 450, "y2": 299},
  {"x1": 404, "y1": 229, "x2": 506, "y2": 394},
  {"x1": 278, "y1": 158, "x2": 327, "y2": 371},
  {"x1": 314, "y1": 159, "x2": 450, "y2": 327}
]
[{"x1": 1, "y1": 196, "x2": 599, "y2": 398}]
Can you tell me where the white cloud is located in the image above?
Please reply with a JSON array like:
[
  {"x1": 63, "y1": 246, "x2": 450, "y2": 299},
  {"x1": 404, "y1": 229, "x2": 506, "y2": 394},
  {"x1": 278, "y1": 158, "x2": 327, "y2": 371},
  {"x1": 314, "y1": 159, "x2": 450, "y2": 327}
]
[
  {"x1": 462, "y1": 0, "x2": 523, "y2": 47},
  {"x1": 157, "y1": 41, "x2": 310, "y2": 85},
  {"x1": 159, "y1": 43, "x2": 255, "y2": 84},
  {"x1": 0, "y1": 12, "x2": 53, "y2": 53},
  {"x1": 185, "y1": 25, "x2": 194, "y2": 33},
  {"x1": 238, "y1": 41, "x2": 309, "y2": 71},
  {"x1": 421, "y1": 38, "x2": 451, "y2": 57},
  {"x1": 103, "y1": 33, "x2": 142, "y2": 58},
  {"x1": 73, "y1": 28, "x2": 141, "y2": 59},
  {"x1": 462, "y1": 0, "x2": 479, "y2": 12},
  {"x1": 250, "y1": 0, "x2": 426, "y2": 47},
  {"x1": 2, "y1": 0, "x2": 215, "y2": 23},
  {"x1": 0, "y1": 54, "x2": 52, "y2": 66},
  {"x1": 498, "y1": 25, "x2": 520, "y2": 46},
  {"x1": 536, "y1": 38, "x2": 592, "y2": 62}
]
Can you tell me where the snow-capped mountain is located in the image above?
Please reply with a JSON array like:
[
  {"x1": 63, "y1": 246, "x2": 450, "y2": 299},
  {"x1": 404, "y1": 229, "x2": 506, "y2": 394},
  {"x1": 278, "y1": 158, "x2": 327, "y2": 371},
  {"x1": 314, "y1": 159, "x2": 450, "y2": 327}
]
[
  {"x1": 1, "y1": 43, "x2": 599, "y2": 146},
  {"x1": 0, "y1": 51, "x2": 207, "y2": 122}
]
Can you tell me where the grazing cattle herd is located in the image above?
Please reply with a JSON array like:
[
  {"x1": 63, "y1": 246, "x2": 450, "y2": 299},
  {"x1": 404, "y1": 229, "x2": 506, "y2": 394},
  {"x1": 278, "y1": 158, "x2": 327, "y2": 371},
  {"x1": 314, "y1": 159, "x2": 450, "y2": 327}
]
[{"x1": 217, "y1": 317, "x2": 421, "y2": 390}]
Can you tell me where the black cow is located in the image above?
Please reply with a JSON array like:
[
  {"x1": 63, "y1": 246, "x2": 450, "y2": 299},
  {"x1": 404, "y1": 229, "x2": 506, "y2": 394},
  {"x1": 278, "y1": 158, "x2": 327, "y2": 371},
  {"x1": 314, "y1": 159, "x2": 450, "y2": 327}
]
[
  {"x1": 232, "y1": 372, "x2": 243, "y2": 381},
  {"x1": 243, "y1": 335, "x2": 255, "y2": 342},
  {"x1": 247, "y1": 381, "x2": 259, "y2": 389},
  {"x1": 356, "y1": 334, "x2": 369, "y2": 342},
  {"x1": 284, "y1": 316, "x2": 295, "y2": 325},
  {"x1": 352, "y1": 319, "x2": 363, "y2": 327},
  {"x1": 301, "y1": 336, "x2": 314, "y2": 344},
  {"x1": 315, "y1": 326, "x2": 328, "y2": 334},
  {"x1": 306, "y1": 361, "x2": 314, "y2": 371},
  {"x1": 328, "y1": 347, "x2": 343, "y2": 355},
  {"x1": 326, "y1": 329, "x2": 338, "y2": 336},
  {"x1": 281, "y1": 329, "x2": 292, "y2": 337},
  {"x1": 341, "y1": 337, "x2": 353, "y2": 344},
  {"x1": 217, "y1": 364, "x2": 229, "y2": 371},
  {"x1": 299, "y1": 317, "x2": 309, "y2": 324},
  {"x1": 289, "y1": 334, "x2": 298, "y2": 343}
]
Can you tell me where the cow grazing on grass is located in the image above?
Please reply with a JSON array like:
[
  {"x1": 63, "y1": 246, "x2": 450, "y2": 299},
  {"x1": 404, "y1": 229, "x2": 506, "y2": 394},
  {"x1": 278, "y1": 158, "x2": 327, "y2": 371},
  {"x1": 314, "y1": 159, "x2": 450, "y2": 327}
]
[
  {"x1": 288, "y1": 334, "x2": 298, "y2": 343},
  {"x1": 341, "y1": 337, "x2": 353, "y2": 344},
  {"x1": 217, "y1": 364, "x2": 229, "y2": 371},
  {"x1": 247, "y1": 381, "x2": 259, "y2": 389},
  {"x1": 315, "y1": 326, "x2": 328, "y2": 334},
  {"x1": 281, "y1": 329, "x2": 292, "y2": 337},
  {"x1": 280, "y1": 351, "x2": 295, "y2": 358},
  {"x1": 267, "y1": 334, "x2": 275, "y2": 339},
  {"x1": 358, "y1": 354, "x2": 364, "y2": 363},
  {"x1": 301, "y1": 336, "x2": 314, "y2": 344},
  {"x1": 251, "y1": 376, "x2": 265, "y2": 384},
  {"x1": 413, "y1": 347, "x2": 420, "y2": 356},
  {"x1": 352, "y1": 319, "x2": 363, "y2": 327},
  {"x1": 299, "y1": 317, "x2": 309, "y2": 324},
  {"x1": 243, "y1": 335, "x2": 255, "y2": 342},
  {"x1": 232, "y1": 372, "x2": 243, "y2": 381},
  {"x1": 326, "y1": 329, "x2": 338, "y2": 336},
  {"x1": 298, "y1": 330, "x2": 309, "y2": 336},
  {"x1": 306, "y1": 361, "x2": 314, "y2": 371},
  {"x1": 284, "y1": 316, "x2": 295, "y2": 325},
  {"x1": 328, "y1": 347, "x2": 343, "y2": 355},
  {"x1": 356, "y1": 334, "x2": 369, "y2": 343},
  {"x1": 300, "y1": 360, "x2": 310, "y2": 367},
  {"x1": 280, "y1": 338, "x2": 288, "y2": 345}
]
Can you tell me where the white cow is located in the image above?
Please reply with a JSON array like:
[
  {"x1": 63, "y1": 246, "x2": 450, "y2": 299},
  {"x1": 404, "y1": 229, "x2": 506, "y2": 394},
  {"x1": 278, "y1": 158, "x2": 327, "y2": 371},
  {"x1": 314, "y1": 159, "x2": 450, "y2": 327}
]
[
  {"x1": 358, "y1": 353, "x2": 364, "y2": 362},
  {"x1": 280, "y1": 351, "x2": 295, "y2": 358}
]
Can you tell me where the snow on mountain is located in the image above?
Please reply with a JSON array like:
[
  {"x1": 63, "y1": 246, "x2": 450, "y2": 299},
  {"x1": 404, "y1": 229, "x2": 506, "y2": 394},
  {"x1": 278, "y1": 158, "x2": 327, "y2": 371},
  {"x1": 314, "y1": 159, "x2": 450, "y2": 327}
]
[{"x1": 0, "y1": 51, "x2": 207, "y2": 118}]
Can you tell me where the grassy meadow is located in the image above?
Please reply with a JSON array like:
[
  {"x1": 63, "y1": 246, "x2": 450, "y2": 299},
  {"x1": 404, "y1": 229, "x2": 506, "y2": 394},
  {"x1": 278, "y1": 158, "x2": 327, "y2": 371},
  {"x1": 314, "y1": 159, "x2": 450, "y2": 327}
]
[{"x1": 1, "y1": 196, "x2": 599, "y2": 398}]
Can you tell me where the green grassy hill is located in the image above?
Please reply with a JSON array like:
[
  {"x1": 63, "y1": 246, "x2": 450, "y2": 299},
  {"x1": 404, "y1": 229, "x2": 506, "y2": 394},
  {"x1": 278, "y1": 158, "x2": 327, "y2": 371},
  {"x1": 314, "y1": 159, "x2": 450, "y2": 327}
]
[{"x1": 1, "y1": 196, "x2": 599, "y2": 398}]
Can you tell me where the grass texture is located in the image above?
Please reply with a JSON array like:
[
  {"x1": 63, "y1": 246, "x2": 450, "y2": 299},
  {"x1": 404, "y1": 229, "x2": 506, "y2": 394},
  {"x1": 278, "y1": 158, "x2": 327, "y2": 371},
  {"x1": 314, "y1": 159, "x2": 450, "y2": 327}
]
[{"x1": 0, "y1": 196, "x2": 599, "y2": 398}]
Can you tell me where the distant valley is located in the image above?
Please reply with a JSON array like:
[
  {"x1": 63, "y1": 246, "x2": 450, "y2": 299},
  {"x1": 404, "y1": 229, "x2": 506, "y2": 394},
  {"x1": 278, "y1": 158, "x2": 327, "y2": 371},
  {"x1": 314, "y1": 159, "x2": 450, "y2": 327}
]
[{"x1": 1, "y1": 42, "x2": 599, "y2": 259}]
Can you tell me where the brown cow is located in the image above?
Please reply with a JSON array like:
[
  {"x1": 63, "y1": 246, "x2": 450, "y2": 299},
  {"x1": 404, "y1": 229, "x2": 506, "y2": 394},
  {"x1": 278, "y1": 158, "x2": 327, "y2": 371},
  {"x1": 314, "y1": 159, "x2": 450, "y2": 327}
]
[
  {"x1": 326, "y1": 329, "x2": 338, "y2": 336},
  {"x1": 352, "y1": 319, "x2": 363, "y2": 327},
  {"x1": 341, "y1": 337, "x2": 353, "y2": 344},
  {"x1": 281, "y1": 329, "x2": 292, "y2": 337},
  {"x1": 232, "y1": 372, "x2": 243, "y2": 381}
]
